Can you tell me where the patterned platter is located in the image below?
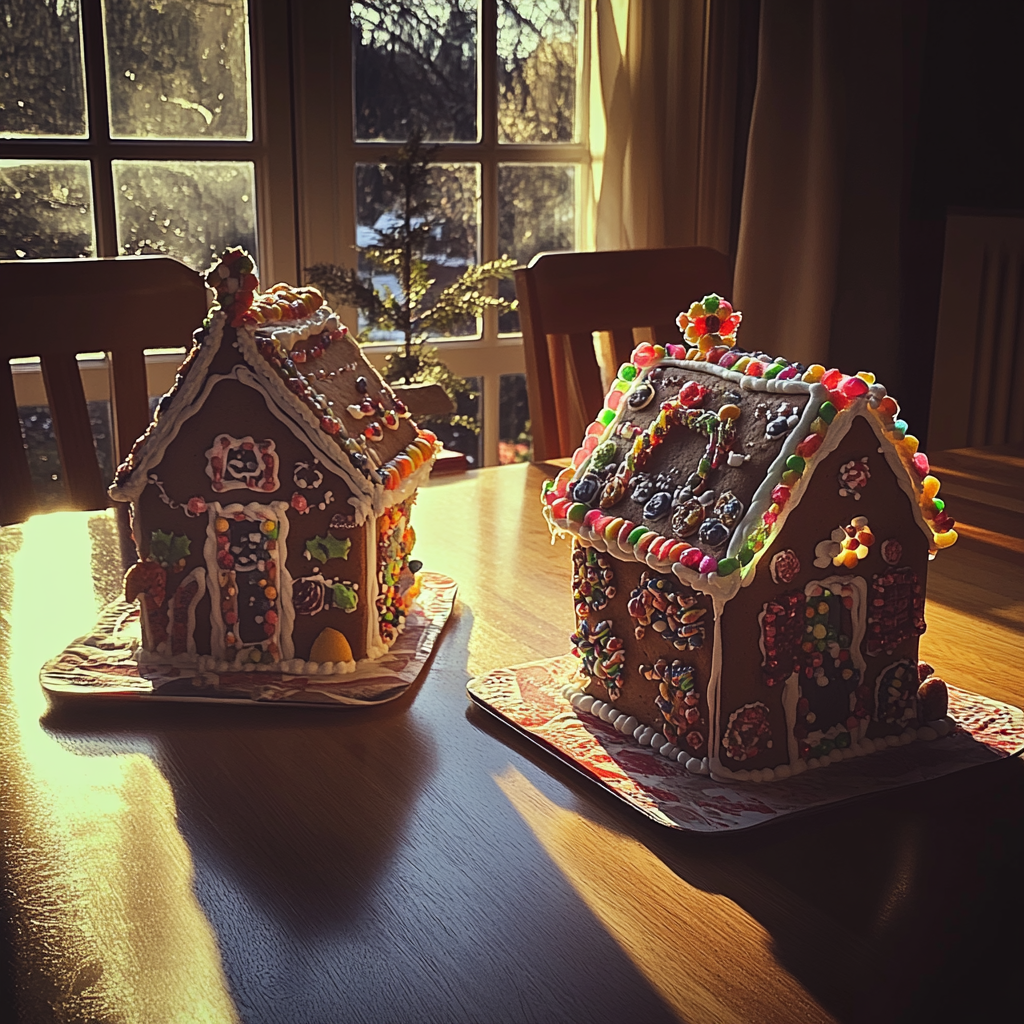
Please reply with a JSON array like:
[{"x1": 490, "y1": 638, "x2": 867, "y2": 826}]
[
  {"x1": 41, "y1": 572, "x2": 457, "y2": 708},
  {"x1": 468, "y1": 654, "x2": 1024, "y2": 833}
]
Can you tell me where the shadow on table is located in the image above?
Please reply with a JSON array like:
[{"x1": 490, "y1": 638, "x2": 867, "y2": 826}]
[
  {"x1": 41, "y1": 668, "x2": 439, "y2": 939},
  {"x1": 467, "y1": 699, "x2": 1024, "y2": 1024}
]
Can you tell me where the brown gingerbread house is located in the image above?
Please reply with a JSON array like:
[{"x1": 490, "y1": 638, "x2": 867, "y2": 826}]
[
  {"x1": 110, "y1": 249, "x2": 439, "y2": 677},
  {"x1": 542, "y1": 295, "x2": 957, "y2": 783}
]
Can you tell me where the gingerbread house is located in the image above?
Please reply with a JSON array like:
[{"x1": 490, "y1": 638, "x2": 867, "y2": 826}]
[
  {"x1": 110, "y1": 249, "x2": 439, "y2": 676},
  {"x1": 542, "y1": 295, "x2": 957, "y2": 782}
]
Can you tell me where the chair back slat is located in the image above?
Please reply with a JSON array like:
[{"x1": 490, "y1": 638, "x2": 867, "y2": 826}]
[
  {"x1": 516, "y1": 247, "x2": 733, "y2": 461},
  {"x1": 40, "y1": 352, "x2": 108, "y2": 510},
  {"x1": 108, "y1": 348, "x2": 152, "y2": 464},
  {"x1": 0, "y1": 362, "x2": 36, "y2": 526},
  {"x1": 0, "y1": 256, "x2": 207, "y2": 522}
]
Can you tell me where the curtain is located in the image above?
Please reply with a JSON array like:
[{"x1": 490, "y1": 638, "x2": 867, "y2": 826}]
[
  {"x1": 584, "y1": 0, "x2": 743, "y2": 256},
  {"x1": 733, "y1": 0, "x2": 907, "y2": 380}
]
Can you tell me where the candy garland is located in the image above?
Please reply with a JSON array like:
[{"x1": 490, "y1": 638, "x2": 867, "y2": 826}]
[
  {"x1": 542, "y1": 300, "x2": 958, "y2": 585},
  {"x1": 627, "y1": 571, "x2": 707, "y2": 650},
  {"x1": 570, "y1": 618, "x2": 626, "y2": 700},
  {"x1": 572, "y1": 545, "x2": 616, "y2": 615},
  {"x1": 645, "y1": 658, "x2": 706, "y2": 753}
]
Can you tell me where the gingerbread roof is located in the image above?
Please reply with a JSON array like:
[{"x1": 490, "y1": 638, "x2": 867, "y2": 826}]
[
  {"x1": 541, "y1": 294, "x2": 957, "y2": 606},
  {"x1": 109, "y1": 249, "x2": 438, "y2": 523}
]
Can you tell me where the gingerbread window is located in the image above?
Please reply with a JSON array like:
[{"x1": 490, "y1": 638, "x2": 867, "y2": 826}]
[{"x1": 866, "y1": 568, "x2": 925, "y2": 657}]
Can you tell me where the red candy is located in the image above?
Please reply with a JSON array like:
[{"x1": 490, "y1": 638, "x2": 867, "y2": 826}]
[
  {"x1": 796, "y1": 433, "x2": 823, "y2": 458},
  {"x1": 841, "y1": 375, "x2": 869, "y2": 398},
  {"x1": 771, "y1": 484, "x2": 790, "y2": 506},
  {"x1": 632, "y1": 342, "x2": 658, "y2": 367},
  {"x1": 913, "y1": 452, "x2": 930, "y2": 478},
  {"x1": 680, "y1": 547, "x2": 703, "y2": 569},
  {"x1": 821, "y1": 368, "x2": 844, "y2": 390},
  {"x1": 678, "y1": 381, "x2": 707, "y2": 407}
]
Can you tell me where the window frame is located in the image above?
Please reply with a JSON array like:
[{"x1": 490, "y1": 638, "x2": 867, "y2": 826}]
[{"x1": 294, "y1": 0, "x2": 591, "y2": 466}]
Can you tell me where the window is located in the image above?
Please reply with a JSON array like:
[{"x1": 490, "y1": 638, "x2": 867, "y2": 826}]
[
  {"x1": 2, "y1": 1, "x2": 588, "y2": 474},
  {"x1": 1, "y1": 0, "x2": 263, "y2": 268},
  {"x1": 300, "y1": 0, "x2": 589, "y2": 466}
]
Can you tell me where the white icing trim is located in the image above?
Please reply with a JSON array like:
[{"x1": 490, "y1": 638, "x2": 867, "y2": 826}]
[{"x1": 256, "y1": 306, "x2": 337, "y2": 350}]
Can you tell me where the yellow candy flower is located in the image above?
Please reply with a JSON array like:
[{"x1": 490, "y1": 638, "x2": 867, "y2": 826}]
[{"x1": 675, "y1": 294, "x2": 742, "y2": 353}]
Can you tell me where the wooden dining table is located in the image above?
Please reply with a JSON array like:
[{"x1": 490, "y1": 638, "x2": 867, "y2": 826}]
[{"x1": 1, "y1": 453, "x2": 1021, "y2": 1024}]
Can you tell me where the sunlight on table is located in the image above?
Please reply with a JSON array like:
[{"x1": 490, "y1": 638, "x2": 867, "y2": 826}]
[{"x1": 1, "y1": 513, "x2": 238, "y2": 1024}]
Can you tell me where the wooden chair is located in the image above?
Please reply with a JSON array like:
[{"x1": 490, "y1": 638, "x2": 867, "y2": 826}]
[
  {"x1": 0, "y1": 256, "x2": 207, "y2": 525},
  {"x1": 516, "y1": 246, "x2": 733, "y2": 462}
]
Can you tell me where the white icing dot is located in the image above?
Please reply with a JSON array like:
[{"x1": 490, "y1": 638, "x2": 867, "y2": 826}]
[
  {"x1": 306, "y1": 662, "x2": 319, "y2": 673},
  {"x1": 638, "y1": 728, "x2": 654, "y2": 745},
  {"x1": 885, "y1": 734, "x2": 900, "y2": 747},
  {"x1": 599, "y1": 703, "x2": 617, "y2": 722},
  {"x1": 577, "y1": 695, "x2": 595, "y2": 712},
  {"x1": 633, "y1": 725, "x2": 646, "y2": 741},
  {"x1": 829, "y1": 748, "x2": 843, "y2": 763},
  {"x1": 590, "y1": 700, "x2": 606, "y2": 717},
  {"x1": 791, "y1": 760, "x2": 807, "y2": 775},
  {"x1": 774, "y1": 763, "x2": 792, "y2": 780},
  {"x1": 748, "y1": 769, "x2": 763, "y2": 783},
  {"x1": 660, "y1": 743, "x2": 677, "y2": 758},
  {"x1": 621, "y1": 716, "x2": 638, "y2": 734},
  {"x1": 899, "y1": 729, "x2": 916, "y2": 744},
  {"x1": 918, "y1": 726, "x2": 937, "y2": 741},
  {"x1": 684, "y1": 756, "x2": 702, "y2": 772},
  {"x1": 319, "y1": 662, "x2": 334, "y2": 674},
  {"x1": 807, "y1": 758, "x2": 820, "y2": 769},
  {"x1": 649, "y1": 732, "x2": 665, "y2": 749}
]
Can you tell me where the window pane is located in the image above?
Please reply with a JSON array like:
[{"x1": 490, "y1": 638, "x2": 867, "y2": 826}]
[
  {"x1": 113, "y1": 160, "x2": 256, "y2": 271},
  {"x1": 498, "y1": 0, "x2": 579, "y2": 143},
  {"x1": 355, "y1": 161, "x2": 479, "y2": 339},
  {"x1": 499, "y1": 373, "x2": 531, "y2": 464},
  {"x1": 102, "y1": 0, "x2": 252, "y2": 140},
  {"x1": 0, "y1": 0, "x2": 87, "y2": 138},
  {"x1": 0, "y1": 160, "x2": 95, "y2": 258},
  {"x1": 352, "y1": 0, "x2": 477, "y2": 142},
  {"x1": 498, "y1": 163, "x2": 575, "y2": 332}
]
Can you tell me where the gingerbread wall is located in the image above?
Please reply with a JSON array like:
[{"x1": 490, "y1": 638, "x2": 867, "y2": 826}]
[{"x1": 716, "y1": 415, "x2": 930, "y2": 772}]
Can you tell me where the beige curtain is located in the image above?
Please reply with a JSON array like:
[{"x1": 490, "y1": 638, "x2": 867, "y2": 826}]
[{"x1": 584, "y1": 0, "x2": 740, "y2": 256}]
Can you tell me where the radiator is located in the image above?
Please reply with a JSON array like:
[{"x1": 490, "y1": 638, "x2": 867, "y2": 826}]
[{"x1": 929, "y1": 213, "x2": 1024, "y2": 451}]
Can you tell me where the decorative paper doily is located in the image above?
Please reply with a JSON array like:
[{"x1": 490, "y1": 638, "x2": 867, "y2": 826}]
[
  {"x1": 41, "y1": 572, "x2": 457, "y2": 708},
  {"x1": 468, "y1": 655, "x2": 1024, "y2": 832}
]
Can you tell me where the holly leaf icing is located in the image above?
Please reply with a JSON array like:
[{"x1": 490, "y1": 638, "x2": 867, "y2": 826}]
[
  {"x1": 305, "y1": 533, "x2": 351, "y2": 563},
  {"x1": 150, "y1": 529, "x2": 190, "y2": 567}
]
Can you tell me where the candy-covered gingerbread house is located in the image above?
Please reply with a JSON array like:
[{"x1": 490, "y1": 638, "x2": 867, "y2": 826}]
[
  {"x1": 110, "y1": 249, "x2": 439, "y2": 676},
  {"x1": 543, "y1": 295, "x2": 957, "y2": 783}
]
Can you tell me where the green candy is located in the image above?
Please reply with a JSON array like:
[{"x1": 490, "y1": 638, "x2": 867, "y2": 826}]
[
  {"x1": 618, "y1": 363, "x2": 638, "y2": 381},
  {"x1": 786, "y1": 454, "x2": 806, "y2": 473},
  {"x1": 818, "y1": 401, "x2": 837, "y2": 423},
  {"x1": 737, "y1": 545, "x2": 755, "y2": 566},
  {"x1": 567, "y1": 503, "x2": 588, "y2": 523},
  {"x1": 598, "y1": 408, "x2": 616, "y2": 426},
  {"x1": 716, "y1": 557, "x2": 741, "y2": 576},
  {"x1": 627, "y1": 526, "x2": 647, "y2": 545},
  {"x1": 590, "y1": 439, "x2": 617, "y2": 470},
  {"x1": 702, "y1": 294, "x2": 720, "y2": 313},
  {"x1": 933, "y1": 498, "x2": 945, "y2": 511},
  {"x1": 763, "y1": 363, "x2": 784, "y2": 379},
  {"x1": 835, "y1": 731, "x2": 851, "y2": 749},
  {"x1": 698, "y1": 457, "x2": 711, "y2": 476},
  {"x1": 332, "y1": 583, "x2": 359, "y2": 612}
]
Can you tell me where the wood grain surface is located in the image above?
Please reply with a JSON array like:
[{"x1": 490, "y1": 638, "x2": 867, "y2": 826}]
[{"x1": 0, "y1": 456, "x2": 1021, "y2": 1024}]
